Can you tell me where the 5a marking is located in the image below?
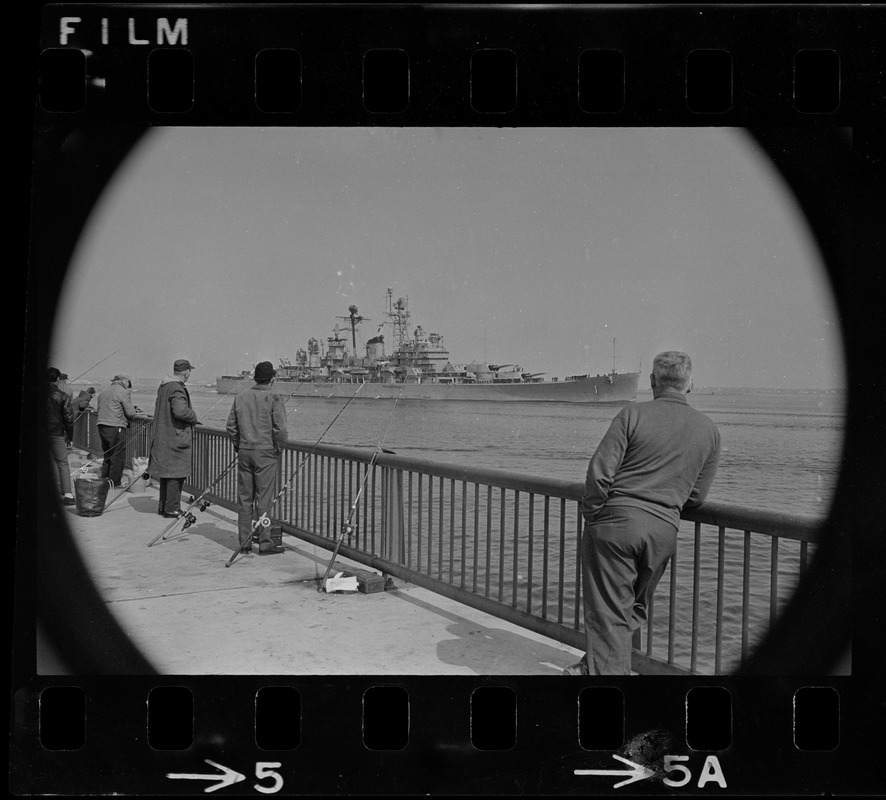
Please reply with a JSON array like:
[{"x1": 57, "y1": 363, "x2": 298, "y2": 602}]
[
  {"x1": 575, "y1": 754, "x2": 727, "y2": 789},
  {"x1": 167, "y1": 760, "x2": 283, "y2": 794}
]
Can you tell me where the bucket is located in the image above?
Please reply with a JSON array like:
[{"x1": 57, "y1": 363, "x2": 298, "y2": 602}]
[
  {"x1": 127, "y1": 457, "x2": 149, "y2": 493},
  {"x1": 126, "y1": 473, "x2": 147, "y2": 494},
  {"x1": 73, "y1": 476, "x2": 113, "y2": 517}
]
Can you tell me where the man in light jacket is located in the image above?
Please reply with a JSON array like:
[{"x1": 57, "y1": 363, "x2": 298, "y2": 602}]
[
  {"x1": 564, "y1": 351, "x2": 721, "y2": 676},
  {"x1": 226, "y1": 361, "x2": 289, "y2": 555},
  {"x1": 148, "y1": 360, "x2": 198, "y2": 518},
  {"x1": 96, "y1": 375, "x2": 139, "y2": 488}
]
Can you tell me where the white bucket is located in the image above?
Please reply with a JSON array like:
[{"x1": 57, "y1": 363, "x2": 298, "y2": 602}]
[
  {"x1": 127, "y1": 457, "x2": 150, "y2": 493},
  {"x1": 126, "y1": 473, "x2": 147, "y2": 494}
]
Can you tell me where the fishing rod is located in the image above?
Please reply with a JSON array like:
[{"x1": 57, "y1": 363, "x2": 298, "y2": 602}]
[
  {"x1": 138, "y1": 369, "x2": 255, "y2": 514},
  {"x1": 57, "y1": 346, "x2": 128, "y2": 450},
  {"x1": 67, "y1": 346, "x2": 126, "y2": 384},
  {"x1": 101, "y1": 468, "x2": 151, "y2": 513},
  {"x1": 317, "y1": 382, "x2": 405, "y2": 591},
  {"x1": 72, "y1": 415, "x2": 152, "y2": 476},
  {"x1": 142, "y1": 372, "x2": 257, "y2": 539},
  {"x1": 148, "y1": 383, "x2": 306, "y2": 547},
  {"x1": 194, "y1": 369, "x2": 255, "y2": 426},
  {"x1": 224, "y1": 380, "x2": 367, "y2": 567},
  {"x1": 146, "y1": 456, "x2": 240, "y2": 546}
]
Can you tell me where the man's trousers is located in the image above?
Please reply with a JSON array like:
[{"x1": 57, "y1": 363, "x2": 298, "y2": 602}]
[
  {"x1": 158, "y1": 477, "x2": 185, "y2": 515},
  {"x1": 49, "y1": 434, "x2": 72, "y2": 495},
  {"x1": 236, "y1": 449, "x2": 280, "y2": 550},
  {"x1": 582, "y1": 506, "x2": 678, "y2": 675},
  {"x1": 98, "y1": 424, "x2": 127, "y2": 486}
]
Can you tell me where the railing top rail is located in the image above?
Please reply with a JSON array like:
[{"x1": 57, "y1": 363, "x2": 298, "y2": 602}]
[
  {"x1": 195, "y1": 424, "x2": 826, "y2": 542},
  {"x1": 681, "y1": 501, "x2": 823, "y2": 542}
]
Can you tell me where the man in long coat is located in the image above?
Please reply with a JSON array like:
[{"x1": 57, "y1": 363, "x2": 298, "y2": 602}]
[{"x1": 148, "y1": 359, "x2": 198, "y2": 518}]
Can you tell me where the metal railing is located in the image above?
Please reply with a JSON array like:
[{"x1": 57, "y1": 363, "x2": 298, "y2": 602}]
[
  {"x1": 73, "y1": 413, "x2": 822, "y2": 675},
  {"x1": 72, "y1": 411, "x2": 152, "y2": 469}
]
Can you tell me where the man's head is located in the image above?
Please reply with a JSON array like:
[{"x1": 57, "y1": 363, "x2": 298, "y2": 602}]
[
  {"x1": 254, "y1": 361, "x2": 276, "y2": 384},
  {"x1": 650, "y1": 351, "x2": 693, "y2": 395},
  {"x1": 113, "y1": 374, "x2": 132, "y2": 388},
  {"x1": 173, "y1": 359, "x2": 194, "y2": 381},
  {"x1": 47, "y1": 367, "x2": 61, "y2": 383}
]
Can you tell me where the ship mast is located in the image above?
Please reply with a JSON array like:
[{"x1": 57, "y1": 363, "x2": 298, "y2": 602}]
[
  {"x1": 336, "y1": 305, "x2": 369, "y2": 362},
  {"x1": 386, "y1": 287, "x2": 410, "y2": 349}
]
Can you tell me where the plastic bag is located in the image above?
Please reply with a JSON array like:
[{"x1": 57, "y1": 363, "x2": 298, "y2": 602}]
[{"x1": 73, "y1": 476, "x2": 113, "y2": 517}]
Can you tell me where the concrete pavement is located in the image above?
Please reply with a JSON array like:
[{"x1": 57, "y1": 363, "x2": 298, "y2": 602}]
[{"x1": 53, "y1": 457, "x2": 584, "y2": 676}]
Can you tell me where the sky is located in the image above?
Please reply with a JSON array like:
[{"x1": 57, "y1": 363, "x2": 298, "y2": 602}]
[{"x1": 50, "y1": 127, "x2": 844, "y2": 390}]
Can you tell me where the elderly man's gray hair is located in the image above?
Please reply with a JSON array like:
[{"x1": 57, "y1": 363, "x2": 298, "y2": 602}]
[{"x1": 652, "y1": 351, "x2": 693, "y2": 391}]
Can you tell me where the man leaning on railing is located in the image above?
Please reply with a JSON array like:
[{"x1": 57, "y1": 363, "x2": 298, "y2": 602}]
[{"x1": 564, "y1": 351, "x2": 721, "y2": 676}]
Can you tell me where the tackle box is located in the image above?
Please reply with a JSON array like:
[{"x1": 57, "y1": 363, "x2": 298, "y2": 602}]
[{"x1": 352, "y1": 570, "x2": 386, "y2": 594}]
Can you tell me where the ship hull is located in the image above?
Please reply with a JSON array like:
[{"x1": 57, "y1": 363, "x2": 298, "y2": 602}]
[{"x1": 216, "y1": 372, "x2": 639, "y2": 403}]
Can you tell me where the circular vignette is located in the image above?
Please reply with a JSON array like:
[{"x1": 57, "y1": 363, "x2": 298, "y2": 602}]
[{"x1": 24, "y1": 125, "x2": 876, "y2": 677}]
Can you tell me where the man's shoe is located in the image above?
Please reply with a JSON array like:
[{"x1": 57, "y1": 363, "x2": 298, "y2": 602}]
[
  {"x1": 562, "y1": 662, "x2": 588, "y2": 676},
  {"x1": 239, "y1": 544, "x2": 252, "y2": 554},
  {"x1": 258, "y1": 546, "x2": 285, "y2": 556},
  {"x1": 61, "y1": 493, "x2": 76, "y2": 506},
  {"x1": 163, "y1": 510, "x2": 183, "y2": 519}
]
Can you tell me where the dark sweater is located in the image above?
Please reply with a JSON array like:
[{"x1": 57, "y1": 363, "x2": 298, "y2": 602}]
[{"x1": 581, "y1": 391, "x2": 721, "y2": 529}]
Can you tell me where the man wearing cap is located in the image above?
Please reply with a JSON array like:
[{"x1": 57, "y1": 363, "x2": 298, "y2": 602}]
[
  {"x1": 73, "y1": 386, "x2": 96, "y2": 415},
  {"x1": 226, "y1": 361, "x2": 289, "y2": 555},
  {"x1": 149, "y1": 360, "x2": 199, "y2": 518},
  {"x1": 96, "y1": 374, "x2": 140, "y2": 488}
]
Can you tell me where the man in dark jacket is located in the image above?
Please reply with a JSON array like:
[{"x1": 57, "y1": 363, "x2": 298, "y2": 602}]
[
  {"x1": 148, "y1": 359, "x2": 198, "y2": 518},
  {"x1": 96, "y1": 376, "x2": 139, "y2": 488},
  {"x1": 73, "y1": 387, "x2": 96, "y2": 415},
  {"x1": 226, "y1": 361, "x2": 289, "y2": 555},
  {"x1": 564, "y1": 351, "x2": 721, "y2": 676},
  {"x1": 47, "y1": 367, "x2": 75, "y2": 504}
]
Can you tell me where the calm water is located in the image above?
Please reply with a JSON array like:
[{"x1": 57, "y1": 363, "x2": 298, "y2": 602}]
[
  {"x1": 133, "y1": 384, "x2": 845, "y2": 519},
  {"x1": 130, "y1": 383, "x2": 845, "y2": 673}
]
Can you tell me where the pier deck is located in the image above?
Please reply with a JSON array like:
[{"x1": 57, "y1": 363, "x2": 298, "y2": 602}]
[{"x1": 46, "y1": 472, "x2": 585, "y2": 676}]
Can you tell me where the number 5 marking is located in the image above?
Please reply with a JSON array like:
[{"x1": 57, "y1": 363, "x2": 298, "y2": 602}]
[
  {"x1": 662, "y1": 755, "x2": 692, "y2": 788},
  {"x1": 254, "y1": 762, "x2": 283, "y2": 794}
]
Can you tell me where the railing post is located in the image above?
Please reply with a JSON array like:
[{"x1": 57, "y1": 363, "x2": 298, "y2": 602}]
[{"x1": 382, "y1": 466, "x2": 405, "y2": 564}]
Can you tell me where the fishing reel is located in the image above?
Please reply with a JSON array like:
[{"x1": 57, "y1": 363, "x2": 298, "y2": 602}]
[
  {"x1": 342, "y1": 521, "x2": 357, "y2": 540},
  {"x1": 181, "y1": 511, "x2": 199, "y2": 530},
  {"x1": 198, "y1": 499, "x2": 211, "y2": 512}
]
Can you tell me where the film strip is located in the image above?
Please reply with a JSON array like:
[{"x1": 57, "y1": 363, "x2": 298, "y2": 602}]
[{"x1": 15, "y1": 3, "x2": 885, "y2": 796}]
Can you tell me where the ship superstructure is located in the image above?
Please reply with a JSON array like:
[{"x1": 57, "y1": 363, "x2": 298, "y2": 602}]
[{"x1": 216, "y1": 288, "x2": 639, "y2": 403}]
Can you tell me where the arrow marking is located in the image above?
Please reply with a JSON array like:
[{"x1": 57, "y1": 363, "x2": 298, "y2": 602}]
[
  {"x1": 574, "y1": 753, "x2": 655, "y2": 788},
  {"x1": 167, "y1": 759, "x2": 246, "y2": 793}
]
